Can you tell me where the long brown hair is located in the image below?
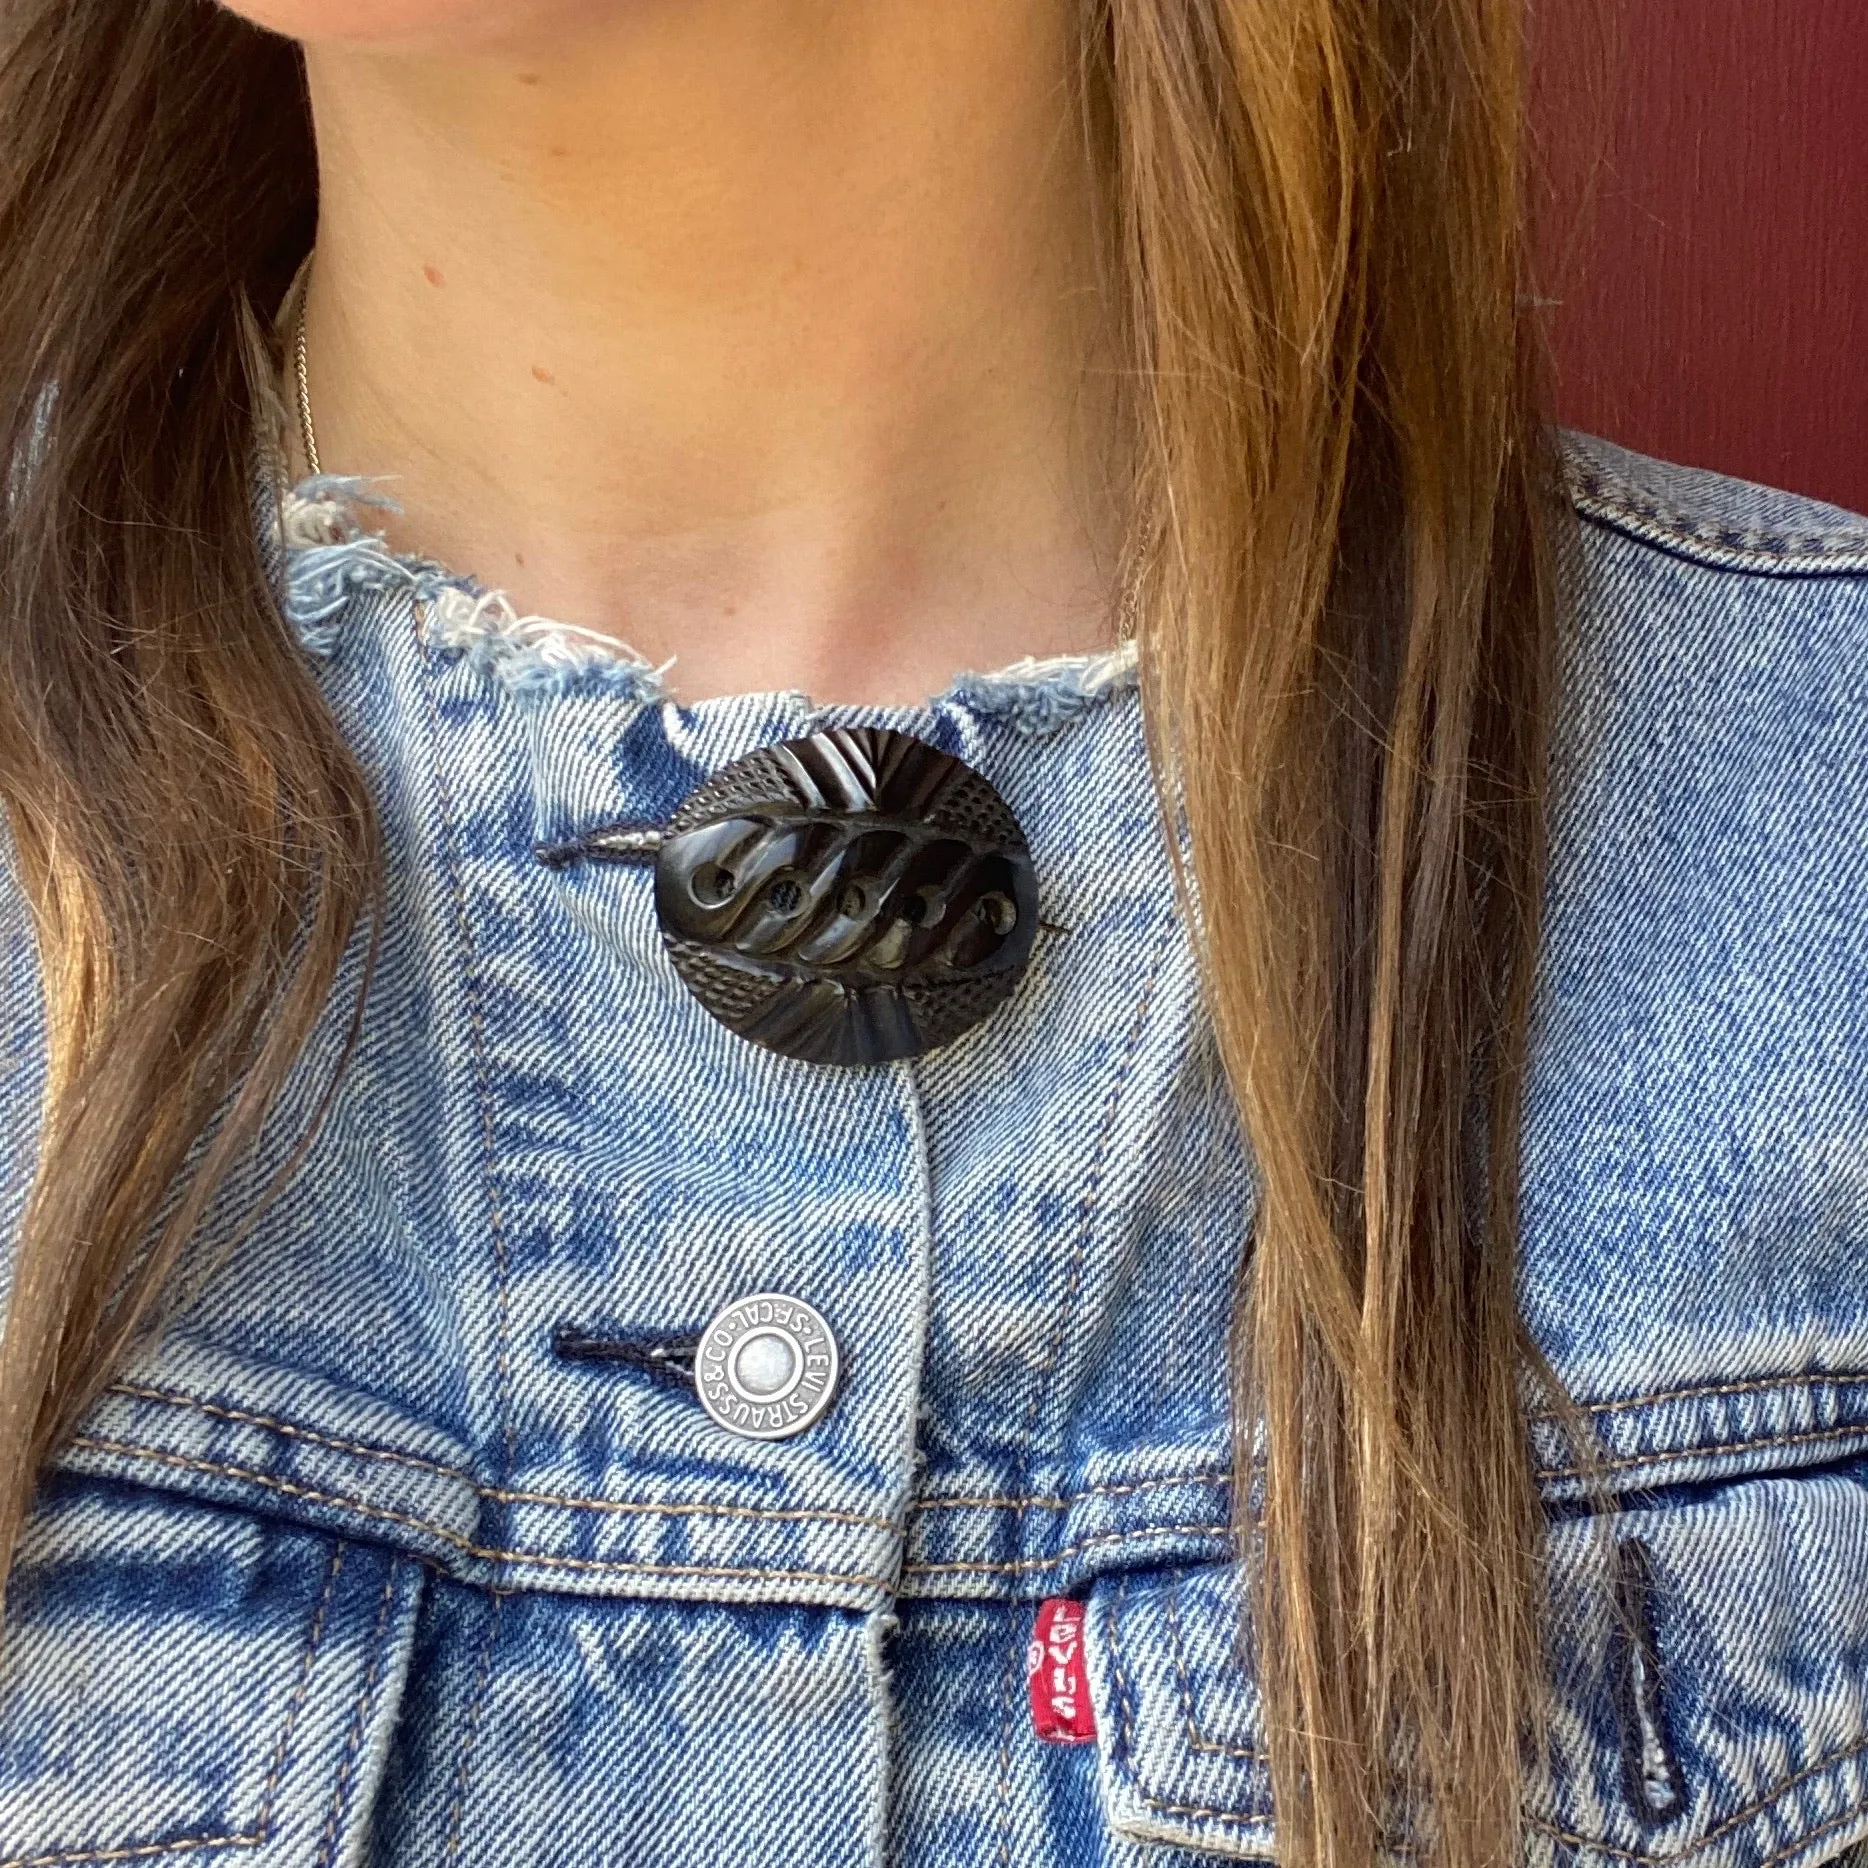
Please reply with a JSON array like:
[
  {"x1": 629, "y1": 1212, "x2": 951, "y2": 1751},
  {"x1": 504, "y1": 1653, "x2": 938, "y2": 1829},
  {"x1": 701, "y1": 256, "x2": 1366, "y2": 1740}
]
[{"x1": 0, "y1": 5, "x2": 1559, "y2": 1868}]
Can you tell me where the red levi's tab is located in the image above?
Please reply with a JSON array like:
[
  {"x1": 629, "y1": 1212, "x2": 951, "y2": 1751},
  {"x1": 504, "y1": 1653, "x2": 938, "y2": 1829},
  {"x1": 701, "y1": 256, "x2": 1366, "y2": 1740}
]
[{"x1": 1026, "y1": 1598, "x2": 1097, "y2": 1744}]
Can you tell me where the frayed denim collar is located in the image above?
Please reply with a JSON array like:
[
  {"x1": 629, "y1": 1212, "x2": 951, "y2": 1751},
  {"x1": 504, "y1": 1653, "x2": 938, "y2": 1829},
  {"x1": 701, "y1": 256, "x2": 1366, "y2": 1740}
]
[{"x1": 276, "y1": 473, "x2": 1139, "y2": 736}]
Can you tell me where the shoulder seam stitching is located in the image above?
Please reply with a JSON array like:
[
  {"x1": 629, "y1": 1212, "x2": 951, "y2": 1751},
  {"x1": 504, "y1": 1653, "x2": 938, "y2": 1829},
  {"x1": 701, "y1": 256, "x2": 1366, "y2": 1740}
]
[{"x1": 1568, "y1": 464, "x2": 1868, "y2": 575}]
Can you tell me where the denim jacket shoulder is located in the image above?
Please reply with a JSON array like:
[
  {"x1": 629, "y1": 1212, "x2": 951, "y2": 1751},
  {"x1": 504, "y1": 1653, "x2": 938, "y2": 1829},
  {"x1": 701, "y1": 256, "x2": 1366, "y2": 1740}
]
[
  {"x1": 1530, "y1": 434, "x2": 1868, "y2": 1459},
  {"x1": 0, "y1": 433, "x2": 1865, "y2": 1868}
]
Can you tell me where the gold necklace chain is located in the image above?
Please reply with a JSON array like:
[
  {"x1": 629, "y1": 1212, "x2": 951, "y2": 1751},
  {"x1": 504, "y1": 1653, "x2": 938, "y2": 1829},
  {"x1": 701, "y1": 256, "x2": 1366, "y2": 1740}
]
[{"x1": 293, "y1": 282, "x2": 320, "y2": 477}]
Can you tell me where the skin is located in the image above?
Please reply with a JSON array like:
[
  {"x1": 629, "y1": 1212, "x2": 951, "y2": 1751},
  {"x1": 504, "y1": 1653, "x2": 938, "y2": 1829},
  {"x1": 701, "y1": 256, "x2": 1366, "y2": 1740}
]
[{"x1": 229, "y1": 0, "x2": 1128, "y2": 705}]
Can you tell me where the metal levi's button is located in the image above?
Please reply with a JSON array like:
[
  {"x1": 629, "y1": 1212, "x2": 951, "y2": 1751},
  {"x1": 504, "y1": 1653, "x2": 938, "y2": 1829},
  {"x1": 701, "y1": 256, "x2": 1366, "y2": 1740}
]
[
  {"x1": 695, "y1": 1293, "x2": 840, "y2": 1440},
  {"x1": 654, "y1": 726, "x2": 1039, "y2": 1065}
]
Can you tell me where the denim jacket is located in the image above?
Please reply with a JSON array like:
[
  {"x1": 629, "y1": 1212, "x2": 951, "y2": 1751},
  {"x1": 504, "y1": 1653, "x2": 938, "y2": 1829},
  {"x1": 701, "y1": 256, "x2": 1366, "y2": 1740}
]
[{"x1": 2, "y1": 434, "x2": 1866, "y2": 1868}]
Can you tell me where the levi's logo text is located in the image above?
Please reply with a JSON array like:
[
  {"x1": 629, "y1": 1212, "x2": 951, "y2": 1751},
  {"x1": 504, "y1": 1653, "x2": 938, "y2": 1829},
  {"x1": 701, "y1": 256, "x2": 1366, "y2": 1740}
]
[{"x1": 1026, "y1": 1598, "x2": 1096, "y2": 1744}]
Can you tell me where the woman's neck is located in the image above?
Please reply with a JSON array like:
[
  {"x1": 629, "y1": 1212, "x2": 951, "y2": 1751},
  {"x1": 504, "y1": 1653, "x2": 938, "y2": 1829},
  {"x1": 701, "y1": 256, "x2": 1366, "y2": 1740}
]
[{"x1": 298, "y1": 0, "x2": 1126, "y2": 705}]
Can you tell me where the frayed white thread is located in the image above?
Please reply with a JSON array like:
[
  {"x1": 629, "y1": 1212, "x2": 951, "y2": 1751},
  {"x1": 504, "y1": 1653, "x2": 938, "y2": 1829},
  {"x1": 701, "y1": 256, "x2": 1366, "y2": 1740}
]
[
  {"x1": 278, "y1": 475, "x2": 665, "y2": 697},
  {"x1": 280, "y1": 476, "x2": 456, "y2": 656},
  {"x1": 281, "y1": 475, "x2": 394, "y2": 550},
  {"x1": 427, "y1": 585, "x2": 671, "y2": 701},
  {"x1": 945, "y1": 638, "x2": 1140, "y2": 736}
]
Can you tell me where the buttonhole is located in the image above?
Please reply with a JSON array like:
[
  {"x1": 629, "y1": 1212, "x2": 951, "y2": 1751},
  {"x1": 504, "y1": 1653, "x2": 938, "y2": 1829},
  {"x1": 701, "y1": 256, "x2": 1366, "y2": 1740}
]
[
  {"x1": 535, "y1": 822, "x2": 665, "y2": 870},
  {"x1": 551, "y1": 1324, "x2": 700, "y2": 1391},
  {"x1": 1613, "y1": 1539, "x2": 1685, "y2": 1827}
]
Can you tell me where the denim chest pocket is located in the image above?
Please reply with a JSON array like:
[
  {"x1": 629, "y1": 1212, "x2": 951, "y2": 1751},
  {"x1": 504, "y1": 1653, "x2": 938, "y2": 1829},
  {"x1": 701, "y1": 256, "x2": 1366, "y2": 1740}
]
[
  {"x1": 1080, "y1": 1563, "x2": 1276, "y2": 1860},
  {"x1": 1081, "y1": 1461, "x2": 1868, "y2": 1868},
  {"x1": 0, "y1": 1474, "x2": 423, "y2": 1868}
]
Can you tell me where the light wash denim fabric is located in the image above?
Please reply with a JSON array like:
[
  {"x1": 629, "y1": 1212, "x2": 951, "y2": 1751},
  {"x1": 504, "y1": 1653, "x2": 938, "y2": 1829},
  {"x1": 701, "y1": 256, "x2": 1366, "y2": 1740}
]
[{"x1": 1, "y1": 433, "x2": 1866, "y2": 1868}]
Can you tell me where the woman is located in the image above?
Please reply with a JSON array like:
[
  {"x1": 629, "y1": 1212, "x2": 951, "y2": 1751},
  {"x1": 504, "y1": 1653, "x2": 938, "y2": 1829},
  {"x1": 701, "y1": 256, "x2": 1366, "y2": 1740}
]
[{"x1": 1, "y1": 1, "x2": 1864, "y2": 1865}]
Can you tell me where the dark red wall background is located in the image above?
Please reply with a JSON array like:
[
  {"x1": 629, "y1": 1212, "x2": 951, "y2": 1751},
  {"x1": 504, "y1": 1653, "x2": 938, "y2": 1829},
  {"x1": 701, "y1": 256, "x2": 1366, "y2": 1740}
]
[{"x1": 1536, "y1": 0, "x2": 1868, "y2": 515}]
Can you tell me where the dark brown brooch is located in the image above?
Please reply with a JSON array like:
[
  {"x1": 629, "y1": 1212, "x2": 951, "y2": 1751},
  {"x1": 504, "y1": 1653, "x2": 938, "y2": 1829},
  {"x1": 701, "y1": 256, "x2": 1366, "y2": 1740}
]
[{"x1": 654, "y1": 727, "x2": 1038, "y2": 1065}]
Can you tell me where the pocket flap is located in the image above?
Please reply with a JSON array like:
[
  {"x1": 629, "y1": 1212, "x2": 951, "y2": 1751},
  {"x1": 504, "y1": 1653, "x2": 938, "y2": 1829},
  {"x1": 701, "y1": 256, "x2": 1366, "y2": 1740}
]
[
  {"x1": 1083, "y1": 1459, "x2": 1868, "y2": 1868},
  {"x1": 1529, "y1": 1461, "x2": 1868, "y2": 1868},
  {"x1": 0, "y1": 1475, "x2": 424, "y2": 1868},
  {"x1": 1082, "y1": 1562, "x2": 1274, "y2": 1860}
]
